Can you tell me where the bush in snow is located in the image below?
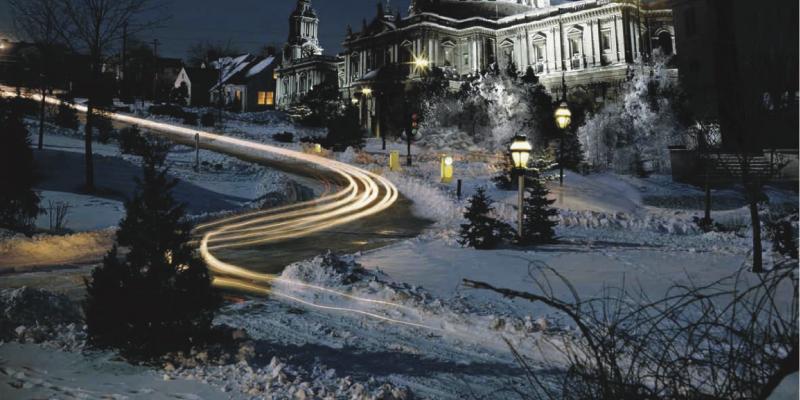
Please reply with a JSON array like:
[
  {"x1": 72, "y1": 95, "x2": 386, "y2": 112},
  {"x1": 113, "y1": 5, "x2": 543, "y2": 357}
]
[
  {"x1": 272, "y1": 131, "x2": 294, "y2": 143},
  {"x1": 200, "y1": 112, "x2": 216, "y2": 127},
  {"x1": 765, "y1": 207, "x2": 798, "y2": 259},
  {"x1": 182, "y1": 112, "x2": 199, "y2": 126},
  {"x1": 577, "y1": 58, "x2": 688, "y2": 174},
  {"x1": 55, "y1": 100, "x2": 79, "y2": 130},
  {"x1": 325, "y1": 104, "x2": 364, "y2": 151},
  {"x1": 84, "y1": 139, "x2": 219, "y2": 358},
  {"x1": 459, "y1": 188, "x2": 513, "y2": 249},
  {"x1": 519, "y1": 174, "x2": 558, "y2": 245},
  {"x1": 94, "y1": 112, "x2": 115, "y2": 144},
  {"x1": 0, "y1": 100, "x2": 40, "y2": 233}
]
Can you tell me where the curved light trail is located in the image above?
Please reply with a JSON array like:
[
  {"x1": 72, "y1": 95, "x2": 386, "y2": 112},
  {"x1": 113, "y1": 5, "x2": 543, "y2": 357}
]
[{"x1": 3, "y1": 88, "x2": 433, "y2": 330}]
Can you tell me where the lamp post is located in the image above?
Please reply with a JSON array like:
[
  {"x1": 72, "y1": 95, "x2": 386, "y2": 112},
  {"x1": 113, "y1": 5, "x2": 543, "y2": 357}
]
[
  {"x1": 510, "y1": 134, "x2": 532, "y2": 240},
  {"x1": 554, "y1": 101, "x2": 572, "y2": 186}
]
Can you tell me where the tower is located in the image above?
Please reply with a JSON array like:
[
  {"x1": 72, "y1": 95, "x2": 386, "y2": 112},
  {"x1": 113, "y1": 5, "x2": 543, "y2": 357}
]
[{"x1": 285, "y1": 0, "x2": 322, "y2": 61}]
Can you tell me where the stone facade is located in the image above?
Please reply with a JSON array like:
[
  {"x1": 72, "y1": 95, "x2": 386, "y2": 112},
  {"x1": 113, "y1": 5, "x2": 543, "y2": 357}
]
[
  {"x1": 275, "y1": 0, "x2": 340, "y2": 109},
  {"x1": 341, "y1": 0, "x2": 675, "y2": 133}
]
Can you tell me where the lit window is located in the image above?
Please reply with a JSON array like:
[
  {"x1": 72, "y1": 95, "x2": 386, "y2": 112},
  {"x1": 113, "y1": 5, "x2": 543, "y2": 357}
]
[{"x1": 258, "y1": 91, "x2": 275, "y2": 106}]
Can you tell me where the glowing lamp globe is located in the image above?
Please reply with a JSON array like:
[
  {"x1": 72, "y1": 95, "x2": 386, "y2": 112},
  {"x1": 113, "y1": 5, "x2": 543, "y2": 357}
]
[
  {"x1": 554, "y1": 101, "x2": 572, "y2": 130},
  {"x1": 361, "y1": 87, "x2": 372, "y2": 96},
  {"x1": 510, "y1": 134, "x2": 532, "y2": 169}
]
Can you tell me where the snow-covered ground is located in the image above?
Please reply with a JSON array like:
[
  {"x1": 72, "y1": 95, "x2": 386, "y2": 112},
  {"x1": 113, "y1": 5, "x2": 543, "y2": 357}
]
[{"x1": 2, "y1": 110, "x2": 796, "y2": 399}]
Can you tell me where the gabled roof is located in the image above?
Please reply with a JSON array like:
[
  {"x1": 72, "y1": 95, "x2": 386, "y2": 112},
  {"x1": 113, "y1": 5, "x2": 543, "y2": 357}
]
[{"x1": 210, "y1": 54, "x2": 277, "y2": 90}]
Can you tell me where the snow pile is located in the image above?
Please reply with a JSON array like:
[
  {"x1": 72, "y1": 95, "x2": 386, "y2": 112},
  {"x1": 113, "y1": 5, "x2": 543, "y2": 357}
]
[
  {"x1": 386, "y1": 172, "x2": 463, "y2": 229},
  {"x1": 557, "y1": 209, "x2": 700, "y2": 235},
  {"x1": 0, "y1": 287, "x2": 85, "y2": 350},
  {"x1": 168, "y1": 355, "x2": 410, "y2": 400},
  {"x1": 0, "y1": 229, "x2": 115, "y2": 269},
  {"x1": 278, "y1": 252, "x2": 557, "y2": 349},
  {"x1": 418, "y1": 126, "x2": 480, "y2": 151}
]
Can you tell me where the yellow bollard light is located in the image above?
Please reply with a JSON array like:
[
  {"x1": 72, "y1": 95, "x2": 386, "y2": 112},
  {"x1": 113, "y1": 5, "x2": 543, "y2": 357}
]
[
  {"x1": 441, "y1": 155, "x2": 454, "y2": 183},
  {"x1": 314, "y1": 143, "x2": 322, "y2": 154},
  {"x1": 389, "y1": 151, "x2": 401, "y2": 172}
]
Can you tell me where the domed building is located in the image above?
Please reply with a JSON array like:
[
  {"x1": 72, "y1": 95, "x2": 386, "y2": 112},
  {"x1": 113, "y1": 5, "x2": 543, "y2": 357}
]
[{"x1": 340, "y1": 0, "x2": 675, "y2": 135}]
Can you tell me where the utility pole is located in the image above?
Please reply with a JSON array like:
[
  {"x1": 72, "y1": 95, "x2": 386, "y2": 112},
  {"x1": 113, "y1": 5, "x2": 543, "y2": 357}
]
[
  {"x1": 121, "y1": 23, "x2": 127, "y2": 100},
  {"x1": 152, "y1": 38, "x2": 160, "y2": 102}
]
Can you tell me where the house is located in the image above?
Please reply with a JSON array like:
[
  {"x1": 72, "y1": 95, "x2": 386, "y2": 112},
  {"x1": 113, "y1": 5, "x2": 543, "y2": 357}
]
[
  {"x1": 174, "y1": 66, "x2": 218, "y2": 106},
  {"x1": 210, "y1": 54, "x2": 279, "y2": 112}
]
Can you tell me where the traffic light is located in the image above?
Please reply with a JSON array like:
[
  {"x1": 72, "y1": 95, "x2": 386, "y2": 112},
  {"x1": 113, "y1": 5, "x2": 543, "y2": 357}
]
[{"x1": 410, "y1": 113, "x2": 419, "y2": 140}]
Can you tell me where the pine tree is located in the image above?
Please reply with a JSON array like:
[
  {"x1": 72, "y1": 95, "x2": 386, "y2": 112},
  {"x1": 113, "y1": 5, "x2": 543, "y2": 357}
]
[
  {"x1": 0, "y1": 100, "x2": 41, "y2": 232},
  {"x1": 84, "y1": 141, "x2": 219, "y2": 358},
  {"x1": 459, "y1": 188, "x2": 512, "y2": 250},
  {"x1": 519, "y1": 174, "x2": 559, "y2": 245}
]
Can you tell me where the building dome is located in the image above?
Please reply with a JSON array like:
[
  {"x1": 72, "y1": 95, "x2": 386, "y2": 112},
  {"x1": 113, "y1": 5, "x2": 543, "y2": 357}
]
[{"x1": 410, "y1": 0, "x2": 548, "y2": 20}]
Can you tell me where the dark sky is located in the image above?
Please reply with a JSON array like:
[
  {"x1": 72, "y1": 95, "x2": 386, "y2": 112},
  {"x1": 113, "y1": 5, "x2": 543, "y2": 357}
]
[{"x1": 0, "y1": 0, "x2": 411, "y2": 59}]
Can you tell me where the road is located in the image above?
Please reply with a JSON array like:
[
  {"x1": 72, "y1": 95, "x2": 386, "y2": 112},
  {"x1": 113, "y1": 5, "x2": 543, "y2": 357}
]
[{"x1": 1, "y1": 87, "x2": 430, "y2": 291}]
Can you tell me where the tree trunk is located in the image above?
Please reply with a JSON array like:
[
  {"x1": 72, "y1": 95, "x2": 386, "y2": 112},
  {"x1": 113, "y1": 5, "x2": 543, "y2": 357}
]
[
  {"x1": 749, "y1": 197, "x2": 763, "y2": 273},
  {"x1": 38, "y1": 85, "x2": 46, "y2": 150},
  {"x1": 84, "y1": 61, "x2": 99, "y2": 192}
]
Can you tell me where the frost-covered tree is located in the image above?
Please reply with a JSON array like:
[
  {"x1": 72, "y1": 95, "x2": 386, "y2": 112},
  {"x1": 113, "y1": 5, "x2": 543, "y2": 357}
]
[
  {"x1": 577, "y1": 58, "x2": 687, "y2": 173},
  {"x1": 459, "y1": 188, "x2": 512, "y2": 250},
  {"x1": 0, "y1": 100, "x2": 41, "y2": 232}
]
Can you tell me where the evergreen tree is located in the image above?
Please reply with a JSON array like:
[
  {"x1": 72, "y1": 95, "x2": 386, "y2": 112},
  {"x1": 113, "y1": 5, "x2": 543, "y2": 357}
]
[
  {"x1": 519, "y1": 174, "x2": 559, "y2": 245},
  {"x1": 459, "y1": 188, "x2": 512, "y2": 250},
  {"x1": 84, "y1": 140, "x2": 219, "y2": 358},
  {"x1": 0, "y1": 100, "x2": 41, "y2": 232},
  {"x1": 521, "y1": 66, "x2": 539, "y2": 85},
  {"x1": 325, "y1": 104, "x2": 364, "y2": 151},
  {"x1": 170, "y1": 82, "x2": 189, "y2": 106},
  {"x1": 300, "y1": 77, "x2": 341, "y2": 127}
]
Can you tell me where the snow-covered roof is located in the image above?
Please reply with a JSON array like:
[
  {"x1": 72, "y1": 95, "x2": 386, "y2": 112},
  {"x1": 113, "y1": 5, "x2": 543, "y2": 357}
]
[
  {"x1": 246, "y1": 56, "x2": 276, "y2": 78},
  {"x1": 210, "y1": 54, "x2": 277, "y2": 90}
]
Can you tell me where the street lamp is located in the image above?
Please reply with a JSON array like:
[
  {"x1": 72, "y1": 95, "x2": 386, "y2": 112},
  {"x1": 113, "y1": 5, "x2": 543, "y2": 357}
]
[
  {"x1": 510, "y1": 134, "x2": 532, "y2": 240},
  {"x1": 361, "y1": 87, "x2": 372, "y2": 97},
  {"x1": 412, "y1": 54, "x2": 430, "y2": 75},
  {"x1": 554, "y1": 101, "x2": 572, "y2": 186}
]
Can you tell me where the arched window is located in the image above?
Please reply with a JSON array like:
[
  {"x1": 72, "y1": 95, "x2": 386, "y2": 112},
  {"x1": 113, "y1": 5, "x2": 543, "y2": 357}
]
[{"x1": 657, "y1": 31, "x2": 673, "y2": 56}]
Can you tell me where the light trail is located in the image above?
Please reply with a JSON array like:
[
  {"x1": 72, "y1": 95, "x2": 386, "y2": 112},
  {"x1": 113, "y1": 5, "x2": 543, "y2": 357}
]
[{"x1": 3, "y1": 88, "x2": 433, "y2": 330}]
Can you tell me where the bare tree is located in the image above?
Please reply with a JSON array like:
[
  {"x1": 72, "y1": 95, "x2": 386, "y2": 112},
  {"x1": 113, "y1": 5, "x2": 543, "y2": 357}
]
[
  {"x1": 464, "y1": 260, "x2": 798, "y2": 399},
  {"x1": 9, "y1": 0, "x2": 67, "y2": 151},
  {"x1": 186, "y1": 40, "x2": 241, "y2": 68},
  {"x1": 55, "y1": 0, "x2": 161, "y2": 192}
]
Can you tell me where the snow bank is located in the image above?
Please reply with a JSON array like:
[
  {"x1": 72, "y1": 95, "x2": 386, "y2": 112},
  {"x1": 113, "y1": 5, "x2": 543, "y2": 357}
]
[
  {"x1": 0, "y1": 229, "x2": 114, "y2": 269},
  {"x1": 0, "y1": 287, "x2": 85, "y2": 350}
]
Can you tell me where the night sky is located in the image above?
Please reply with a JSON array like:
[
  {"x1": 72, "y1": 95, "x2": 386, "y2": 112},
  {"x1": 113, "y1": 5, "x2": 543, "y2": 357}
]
[{"x1": 0, "y1": 0, "x2": 412, "y2": 59}]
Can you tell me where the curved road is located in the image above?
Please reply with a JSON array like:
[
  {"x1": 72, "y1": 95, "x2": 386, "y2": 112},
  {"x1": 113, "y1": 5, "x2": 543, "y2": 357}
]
[{"x1": 2, "y1": 88, "x2": 437, "y2": 327}]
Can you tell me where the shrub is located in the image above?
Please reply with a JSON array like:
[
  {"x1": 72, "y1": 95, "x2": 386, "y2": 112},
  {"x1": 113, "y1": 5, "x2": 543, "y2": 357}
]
[
  {"x1": 182, "y1": 112, "x2": 199, "y2": 126},
  {"x1": 94, "y1": 114, "x2": 115, "y2": 144},
  {"x1": 148, "y1": 104, "x2": 185, "y2": 119},
  {"x1": 201, "y1": 112, "x2": 215, "y2": 127},
  {"x1": 55, "y1": 101, "x2": 79, "y2": 130},
  {"x1": 325, "y1": 105, "x2": 364, "y2": 151},
  {"x1": 272, "y1": 131, "x2": 294, "y2": 143}
]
